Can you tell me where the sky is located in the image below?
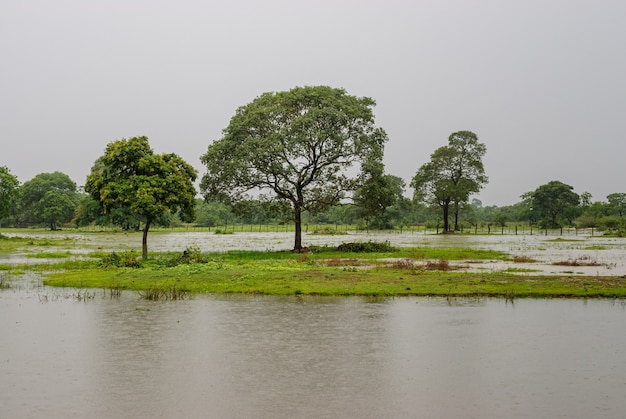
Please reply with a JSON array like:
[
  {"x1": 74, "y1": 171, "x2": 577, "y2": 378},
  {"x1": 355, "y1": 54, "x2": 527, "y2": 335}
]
[{"x1": 2, "y1": 0, "x2": 625, "y2": 206}]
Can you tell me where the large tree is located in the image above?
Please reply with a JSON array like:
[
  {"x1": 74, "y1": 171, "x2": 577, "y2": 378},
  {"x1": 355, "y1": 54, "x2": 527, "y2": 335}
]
[
  {"x1": 523, "y1": 180, "x2": 580, "y2": 228},
  {"x1": 0, "y1": 166, "x2": 20, "y2": 222},
  {"x1": 411, "y1": 131, "x2": 487, "y2": 232},
  {"x1": 85, "y1": 136, "x2": 197, "y2": 258},
  {"x1": 200, "y1": 85, "x2": 388, "y2": 251}
]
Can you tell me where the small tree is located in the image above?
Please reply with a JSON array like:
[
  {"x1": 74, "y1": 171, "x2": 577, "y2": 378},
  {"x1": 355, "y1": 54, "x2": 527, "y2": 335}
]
[
  {"x1": 411, "y1": 131, "x2": 487, "y2": 232},
  {"x1": 85, "y1": 136, "x2": 197, "y2": 258},
  {"x1": 200, "y1": 86, "x2": 388, "y2": 251}
]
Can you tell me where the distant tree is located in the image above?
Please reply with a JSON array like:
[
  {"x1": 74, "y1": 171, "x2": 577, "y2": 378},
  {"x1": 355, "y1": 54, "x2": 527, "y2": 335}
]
[
  {"x1": 0, "y1": 166, "x2": 20, "y2": 222},
  {"x1": 19, "y1": 172, "x2": 77, "y2": 227},
  {"x1": 200, "y1": 85, "x2": 388, "y2": 251},
  {"x1": 33, "y1": 189, "x2": 76, "y2": 230},
  {"x1": 195, "y1": 200, "x2": 237, "y2": 227},
  {"x1": 383, "y1": 196, "x2": 414, "y2": 230},
  {"x1": 524, "y1": 180, "x2": 580, "y2": 228},
  {"x1": 353, "y1": 157, "x2": 405, "y2": 229},
  {"x1": 411, "y1": 131, "x2": 487, "y2": 232},
  {"x1": 85, "y1": 136, "x2": 197, "y2": 258},
  {"x1": 607, "y1": 193, "x2": 626, "y2": 217},
  {"x1": 73, "y1": 195, "x2": 107, "y2": 227}
]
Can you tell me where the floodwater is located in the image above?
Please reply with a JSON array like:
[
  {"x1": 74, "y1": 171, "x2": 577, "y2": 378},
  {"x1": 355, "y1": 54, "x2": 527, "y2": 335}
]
[
  {"x1": 2, "y1": 231, "x2": 626, "y2": 418},
  {"x1": 4, "y1": 230, "x2": 626, "y2": 276},
  {"x1": 1, "y1": 275, "x2": 626, "y2": 418}
]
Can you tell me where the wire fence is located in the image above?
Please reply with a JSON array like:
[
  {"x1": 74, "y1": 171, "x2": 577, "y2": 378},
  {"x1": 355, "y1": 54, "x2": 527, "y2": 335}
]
[{"x1": 173, "y1": 223, "x2": 599, "y2": 237}]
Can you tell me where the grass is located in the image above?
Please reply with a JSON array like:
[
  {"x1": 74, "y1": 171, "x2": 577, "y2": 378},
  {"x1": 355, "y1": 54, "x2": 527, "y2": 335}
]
[
  {"x1": 26, "y1": 251, "x2": 73, "y2": 259},
  {"x1": 3, "y1": 230, "x2": 626, "y2": 299},
  {"x1": 37, "y1": 247, "x2": 626, "y2": 298},
  {"x1": 41, "y1": 264, "x2": 626, "y2": 298}
]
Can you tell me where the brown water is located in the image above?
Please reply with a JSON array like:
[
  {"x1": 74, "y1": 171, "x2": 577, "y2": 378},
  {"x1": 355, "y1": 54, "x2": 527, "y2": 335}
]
[{"x1": 1, "y1": 276, "x2": 625, "y2": 418}]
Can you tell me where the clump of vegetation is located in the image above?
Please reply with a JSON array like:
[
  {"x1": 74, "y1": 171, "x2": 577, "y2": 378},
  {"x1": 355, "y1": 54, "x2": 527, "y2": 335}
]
[
  {"x1": 311, "y1": 229, "x2": 346, "y2": 235},
  {"x1": 176, "y1": 245, "x2": 206, "y2": 264},
  {"x1": 389, "y1": 258, "x2": 415, "y2": 269},
  {"x1": 513, "y1": 255, "x2": 538, "y2": 263},
  {"x1": 424, "y1": 259, "x2": 451, "y2": 271},
  {"x1": 337, "y1": 241, "x2": 396, "y2": 253},
  {"x1": 99, "y1": 251, "x2": 141, "y2": 268},
  {"x1": 552, "y1": 256, "x2": 601, "y2": 267},
  {"x1": 72, "y1": 287, "x2": 96, "y2": 302},
  {"x1": 139, "y1": 283, "x2": 188, "y2": 300},
  {"x1": 503, "y1": 267, "x2": 541, "y2": 273},
  {"x1": 213, "y1": 229, "x2": 234, "y2": 235},
  {"x1": 0, "y1": 273, "x2": 9, "y2": 289},
  {"x1": 162, "y1": 245, "x2": 208, "y2": 267}
]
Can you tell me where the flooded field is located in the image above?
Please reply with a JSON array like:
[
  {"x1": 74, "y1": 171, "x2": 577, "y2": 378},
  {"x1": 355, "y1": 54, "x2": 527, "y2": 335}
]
[
  {"x1": 3, "y1": 230, "x2": 626, "y2": 276},
  {"x1": 2, "y1": 231, "x2": 626, "y2": 418}
]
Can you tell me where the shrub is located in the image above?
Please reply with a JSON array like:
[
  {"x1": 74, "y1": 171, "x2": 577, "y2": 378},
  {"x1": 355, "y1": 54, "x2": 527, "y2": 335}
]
[
  {"x1": 337, "y1": 241, "x2": 396, "y2": 253},
  {"x1": 162, "y1": 245, "x2": 207, "y2": 267},
  {"x1": 100, "y1": 251, "x2": 141, "y2": 268}
]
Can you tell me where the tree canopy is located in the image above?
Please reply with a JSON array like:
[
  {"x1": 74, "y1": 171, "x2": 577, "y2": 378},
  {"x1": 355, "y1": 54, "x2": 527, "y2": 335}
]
[
  {"x1": 524, "y1": 180, "x2": 581, "y2": 228},
  {"x1": 85, "y1": 136, "x2": 197, "y2": 258},
  {"x1": 353, "y1": 157, "x2": 405, "y2": 229},
  {"x1": 411, "y1": 131, "x2": 487, "y2": 232},
  {"x1": 19, "y1": 171, "x2": 77, "y2": 228},
  {"x1": 0, "y1": 166, "x2": 20, "y2": 221},
  {"x1": 200, "y1": 85, "x2": 388, "y2": 250}
]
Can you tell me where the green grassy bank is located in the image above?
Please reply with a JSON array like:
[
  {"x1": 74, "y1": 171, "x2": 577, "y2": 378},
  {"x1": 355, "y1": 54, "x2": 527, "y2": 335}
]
[
  {"x1": 36, "y1": 248, "x2": 626, "y2": 299},
  {"x1": 3, "y1": 232, "x2": 625, "y2": 299}
]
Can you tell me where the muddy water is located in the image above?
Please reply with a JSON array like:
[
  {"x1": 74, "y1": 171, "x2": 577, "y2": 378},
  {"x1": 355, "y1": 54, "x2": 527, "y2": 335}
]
[{"x1": 1, "y1": 278, "x2": 625, "y2": 418}]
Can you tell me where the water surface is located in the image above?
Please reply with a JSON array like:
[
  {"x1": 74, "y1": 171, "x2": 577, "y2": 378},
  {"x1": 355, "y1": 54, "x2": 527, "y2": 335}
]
[{"x1": 1, "y1": 277, "x2": 625, "y2": 418}]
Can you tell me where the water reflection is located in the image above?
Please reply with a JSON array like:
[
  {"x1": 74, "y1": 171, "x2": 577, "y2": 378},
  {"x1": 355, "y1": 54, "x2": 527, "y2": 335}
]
[{"x1": 1, "y1": 285, "x2": 625, "y2": 418}]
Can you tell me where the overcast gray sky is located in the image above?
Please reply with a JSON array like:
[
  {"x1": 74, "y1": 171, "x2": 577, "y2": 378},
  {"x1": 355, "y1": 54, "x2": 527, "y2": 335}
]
[{"x1": 2, "y1": 0, "x2": 625, "y2": 206}]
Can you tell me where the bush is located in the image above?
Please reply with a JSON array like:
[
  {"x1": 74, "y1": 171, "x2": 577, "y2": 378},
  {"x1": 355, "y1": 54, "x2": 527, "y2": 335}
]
[
  {"x1": 337, "y1": 241, "x2": 396, "y2": 253},
  {"x1": 161, "y1": 245, "x2": 207, "y2": 267},
  {"x1": 100, "y1": 251, "x2": 141, "y2": 268}
]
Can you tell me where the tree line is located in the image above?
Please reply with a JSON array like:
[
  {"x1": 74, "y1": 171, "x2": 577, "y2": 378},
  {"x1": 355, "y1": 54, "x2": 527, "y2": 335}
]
[{"x1": 1, "y1": 86, "x2": 625, "y2": 256}]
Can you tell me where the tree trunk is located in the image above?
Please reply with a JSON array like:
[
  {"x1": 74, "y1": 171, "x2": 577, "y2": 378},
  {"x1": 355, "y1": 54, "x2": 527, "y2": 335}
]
[
  {"x1": 293, "y1": 205, "x2": 302, "y2": 251},
  {"x1": 142, "y1": 217, "x2": 152, "y2": 259},
  {"x1": 442, "y1": 202, "x2": 450, "y2": 233}
]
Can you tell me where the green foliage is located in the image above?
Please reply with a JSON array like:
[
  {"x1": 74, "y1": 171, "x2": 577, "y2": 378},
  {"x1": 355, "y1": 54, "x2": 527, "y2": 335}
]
[
  {"x1": 411, "y1": 131, "x2": 487, "y2": 232},
  {"x1": 194, "y1": 200, "x2": 237, "y2": 227},
  {"x1": 0, "y1": 166, "x2": 20, "y2": 221},
  {"x1": 99, "y1": 251, "x2": 142, "y2": 268},
  {"x1": 18, "y1": 172, "x2": 78, "y2": 228},
  {"x1": 597, "y1": 216, "x2": 626, "y2": 236},
  {"x1": 33, "y1": 189, "x2": 77, "y2": 230},
  {"x1": 606, "y1": 193, "x2": 626, "y2": 217},
  {"x1": 85, "y1": 136, "x2": 197, "y2": 258},
  {"x1": 337, "y1": 241, "x2": 396, "y2": 253},
  {"x1": 200, "y1": 85, "x2": 388, "y2": 251},
  {"x1": 525, "y1": 180, "x2": 580, "y2": 228},
  {"x1": 353, "y1": 157, "x2": 405, "y2": 229}
]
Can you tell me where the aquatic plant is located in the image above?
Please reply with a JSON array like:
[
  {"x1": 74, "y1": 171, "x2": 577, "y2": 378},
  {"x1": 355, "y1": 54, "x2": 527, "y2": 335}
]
[{"x1": 139, "y1": 283, "x2": 188, "y2": 301}]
